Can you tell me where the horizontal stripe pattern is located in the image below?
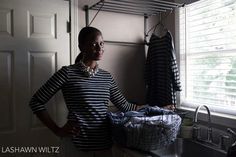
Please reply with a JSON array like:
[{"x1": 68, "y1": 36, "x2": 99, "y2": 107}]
[
  {"x1": 145, "y1": 31, "x2": 181, "y2": 106},
  {"x1": 29, "y1": 64, "x2": 135, "y2": 151}
]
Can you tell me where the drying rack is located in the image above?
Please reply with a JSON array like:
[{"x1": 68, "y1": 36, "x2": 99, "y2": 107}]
[{"x1": 84, "y1": 0, "x2": 184, "y2": 45}]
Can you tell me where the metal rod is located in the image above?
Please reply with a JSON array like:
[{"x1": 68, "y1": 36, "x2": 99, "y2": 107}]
[
  {"x1": 96, "y1": 3, "x2": 168, "y2": 12},
  {"x1": 91, "y1": 7, "x2": 159, "y2": 16},
  {"x1": 102, "y1": 1, "x2": 173, "y2": 11},
  {"x1": 88, "y1": 0, "x2": 183, "y2": 17},
  {"x1": 90, "y1": 0, "x2": 103, "y2": 9},
  {"x1": 114, "y1": 0, "x2": 181, "y2": 8},
  {"x1": 151, "y1": 0, "x2": 183, "y2": 7},
  {"x1": 93, "y1": 5, "x2": 165, "y2": 14},
  {"x1": 104, "y1": 40, "x2": 145, "y2": 46},
  {"x1": 144, "y1": 15, "x2": 148, "y2": 43},
  {"x1": 84, "y1": 5, "x2": 89, "y2": 26},
  {"x1": 127, "y1": 0, "x2": 182, "y2": 7},
  {"x1": 85, "y1": 0, "x2": 184, "y2": 46}
]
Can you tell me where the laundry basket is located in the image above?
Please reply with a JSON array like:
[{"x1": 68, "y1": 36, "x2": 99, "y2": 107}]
[{"x1": 107, "y1": 106, "x2": 181, "y2": 151}]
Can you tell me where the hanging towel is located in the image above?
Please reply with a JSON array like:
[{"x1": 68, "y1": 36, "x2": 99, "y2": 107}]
[{"x1": 145, "y1": 31, "x2": 181, "y2": 107}]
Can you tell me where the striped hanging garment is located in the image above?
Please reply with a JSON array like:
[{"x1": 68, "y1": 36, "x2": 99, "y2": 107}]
[{"x1": 145, "y1": 31, "x2": 181, "y2": 107}]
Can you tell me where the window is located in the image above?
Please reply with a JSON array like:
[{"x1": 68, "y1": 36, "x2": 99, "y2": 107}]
[{"x1": 178, "y1": 0, "x2": 236, "y2": 116}]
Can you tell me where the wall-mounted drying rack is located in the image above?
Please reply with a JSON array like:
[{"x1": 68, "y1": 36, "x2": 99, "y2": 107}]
[{"x1": 84, "y1": 0, "x2": 184, "y2": 46}]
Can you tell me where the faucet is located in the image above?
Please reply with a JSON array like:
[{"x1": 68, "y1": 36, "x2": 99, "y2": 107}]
[
  {"x1": 227, "y1": 128, "x2": 236, "y2": 157},
  {"x1": 192, "y1": 105, "x2": 213, "y2": 142},
  {"x1": 219, "y1": 134, "x2": 230, "y2": 151},
  {"x1": 227, "y1": 128, "x2": 236, "y2": 146},
  {"x1": 216, "y1": 128, "x2": 235, "y2": 152}
]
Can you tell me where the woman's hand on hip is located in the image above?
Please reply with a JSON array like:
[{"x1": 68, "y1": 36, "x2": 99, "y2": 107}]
[{"x1": 55, "y1": 121, "x2": 80, "y2": 138}]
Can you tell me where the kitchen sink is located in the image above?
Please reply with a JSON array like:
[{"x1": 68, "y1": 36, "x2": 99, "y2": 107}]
[{"x1": 150, "y1": 138, "x2": 227, "y2": 157}]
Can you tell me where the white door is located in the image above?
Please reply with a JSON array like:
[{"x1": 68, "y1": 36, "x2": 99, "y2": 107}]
[{"x1": 0, "y1": 0, "x2": 70, "y2": 154}]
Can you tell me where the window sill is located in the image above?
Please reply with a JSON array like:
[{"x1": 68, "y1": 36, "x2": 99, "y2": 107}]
[{"x1": 177, "y1": 104, "x2": 236, "y2": 130}]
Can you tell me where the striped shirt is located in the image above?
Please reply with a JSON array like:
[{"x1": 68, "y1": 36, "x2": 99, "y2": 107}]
[
  {"x1": 29, "y1": 63, "x2": 136, "y2": 151},
  {"x1": 145, "y1": 31, "x2": 181, "y2": 107}
]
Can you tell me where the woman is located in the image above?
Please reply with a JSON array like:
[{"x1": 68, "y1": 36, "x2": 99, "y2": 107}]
[{"x1": 29, "y1": 26, "x2": 142, "y2": 157}]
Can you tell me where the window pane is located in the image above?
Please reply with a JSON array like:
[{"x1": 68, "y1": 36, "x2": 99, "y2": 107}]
[{"x1": 179, "y1": 0, "x2": 236, "y2": 115}]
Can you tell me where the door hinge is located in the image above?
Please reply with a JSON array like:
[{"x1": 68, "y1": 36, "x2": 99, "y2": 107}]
[{"x1": 67, "y1": 21, "x2": 71, "y2": 33}]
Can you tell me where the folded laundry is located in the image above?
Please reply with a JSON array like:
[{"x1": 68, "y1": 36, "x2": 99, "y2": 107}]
[{"x1": 107, "y1": 106, "x2": 181, "y2": 151}]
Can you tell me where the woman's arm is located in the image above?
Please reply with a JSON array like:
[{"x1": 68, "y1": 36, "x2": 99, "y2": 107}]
[
  {"x1": 29, "y1": 67, "x2": 68, "y2": 113},
  {"x1": 29, "y1": 67, "x2": 78, "y2": 137},
  {"x1": 109, "y1": 76, "x2": 136, "y2": 112}
]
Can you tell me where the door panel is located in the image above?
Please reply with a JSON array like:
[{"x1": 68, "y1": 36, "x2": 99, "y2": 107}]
[
  {"x1": 0, "y1": 51, "x2": 14, "y2": 132},
  {"x1": 29, "y1": 51, "x2": 57, "y2": 128},
  {"x1": 0, "y1": 0, "x2": 70, "y2": 150}
]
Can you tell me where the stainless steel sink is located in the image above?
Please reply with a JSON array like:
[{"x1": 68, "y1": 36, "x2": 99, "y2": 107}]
[{"x1": 150, "y1": 138, "x2": 227, "y2": 157}]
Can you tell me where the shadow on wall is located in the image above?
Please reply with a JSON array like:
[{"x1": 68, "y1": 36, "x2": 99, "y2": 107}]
[{"x1": 100, "y1": 43, "x2": 146, "y2": 107}]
